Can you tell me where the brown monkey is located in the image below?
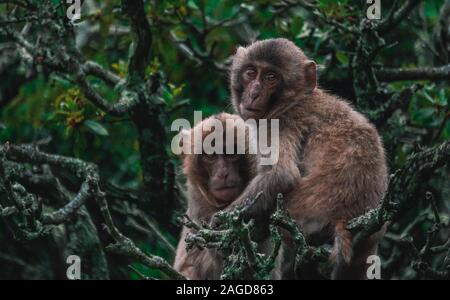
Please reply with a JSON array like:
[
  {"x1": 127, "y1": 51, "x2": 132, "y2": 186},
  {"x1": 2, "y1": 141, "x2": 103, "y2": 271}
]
[
  {"x1": 217, "y1": 38, "x2": 388, "y2": 279},
  {"x1": 173, "y1": 113, "x2": 255, "y2": 280}
]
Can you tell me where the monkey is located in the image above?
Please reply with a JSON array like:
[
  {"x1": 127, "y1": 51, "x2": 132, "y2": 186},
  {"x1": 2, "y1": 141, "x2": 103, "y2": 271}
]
[
  {"x1": 212, "y1": 38, "x2": 388, "y2": 280},
  {"x1": 173, "y1": 113, "x2": 256, "y2": 280}
]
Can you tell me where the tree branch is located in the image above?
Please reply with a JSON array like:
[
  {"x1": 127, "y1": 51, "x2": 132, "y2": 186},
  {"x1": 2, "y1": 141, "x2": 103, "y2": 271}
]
[
  {"x1": 377, "y1": 0, "x2": 422, "y2": 35},
  {"x1": 0, "y1": 142, "x2": 185, "y2": 280},
  {"x1": 73, "y1": 61, "x2": 139, "y2": 116},
  {"x1": 376, "y1": 64, "x2": 450, "y2": 81},
  {"x1": 83, "y1": 61, "x2": 122, "y2": 86},
  {"x1": 3, "y1": 26, "x2": 139, "y2": 117},
  {"x1": 121, "y1": 0, "x2": 152, "y2": 81},
  {"x1": 348, "y1": 140, "x2": 450, "y2": 246}
]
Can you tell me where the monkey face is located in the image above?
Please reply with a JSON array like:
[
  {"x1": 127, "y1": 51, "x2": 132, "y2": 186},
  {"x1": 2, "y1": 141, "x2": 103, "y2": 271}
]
[
  {"x1": 200, "y1": 153, "x2": 244, "y2": 204},
  {"x1": 239, "y1": 63, "x2": 281, "y2": 120},
  {"x1": 231, "y1": 39, "x2": 317, "y2": 120},
  {"x1": 182, "y1": 113, "x2": 253, "y2": 208}
]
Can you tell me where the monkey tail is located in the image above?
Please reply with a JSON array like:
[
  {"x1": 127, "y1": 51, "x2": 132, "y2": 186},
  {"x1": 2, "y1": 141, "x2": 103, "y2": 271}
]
[{"x1": 330, "y1": 219, "x2": 353, "y2": 272}]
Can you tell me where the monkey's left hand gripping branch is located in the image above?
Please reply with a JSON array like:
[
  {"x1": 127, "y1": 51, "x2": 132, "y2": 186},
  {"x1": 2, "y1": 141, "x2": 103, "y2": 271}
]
[{"x1": 0, "y1": 142, "x2": 185, "y2": 280}]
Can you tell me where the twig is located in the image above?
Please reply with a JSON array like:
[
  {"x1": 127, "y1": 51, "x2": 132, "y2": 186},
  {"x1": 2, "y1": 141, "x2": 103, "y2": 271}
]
[{"x1": 128, "y1": 265, "x2": 155, "y2": 280}]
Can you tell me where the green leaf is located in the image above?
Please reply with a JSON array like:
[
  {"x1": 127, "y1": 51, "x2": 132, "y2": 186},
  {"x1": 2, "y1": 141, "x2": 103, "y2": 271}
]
[
  {"x1": 187, "y1": 0, "x2": 200, "y2": 10},
  {"x1": 413, "y1": 107, "x2": 436, "y2": 123},
  {"x1": 438, "y1": 89, "x2": 447, "y2": 106},
  {"x1": 290, "y1": 16, "x2": 304, "y2": 36},
  {"x1": 336, "y1": 52, "x2": 349, "y2": 65},
  {"x1": 84, "y1": 120, "x2": 109, "y2": 136},
  {"x1": 442, "y1": 119, "x2": 450, "y2": 140},
  {"x1": 422, "y1": 91, "x2": 435, "y2": 104}
]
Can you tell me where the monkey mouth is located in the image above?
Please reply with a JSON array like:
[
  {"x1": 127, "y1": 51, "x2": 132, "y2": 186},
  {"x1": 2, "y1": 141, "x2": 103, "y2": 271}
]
[
  {"x1": 212, "y1": 186, "x2": 242, "y2": 203},
  {"x1": 214, "y1": 185, "x2": 240, "y2": 191},
  {"x1": 241, "y1": 106, "x2": 263, "y2": 119},
  {"x1": 245, "y1": 107, "x2": 261, "y2": 113}
]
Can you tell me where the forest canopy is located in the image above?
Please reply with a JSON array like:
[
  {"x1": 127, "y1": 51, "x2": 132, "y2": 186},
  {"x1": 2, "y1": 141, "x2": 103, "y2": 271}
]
[{"x1": 0, "y1": 0, "x2": 449, "y2": 280}]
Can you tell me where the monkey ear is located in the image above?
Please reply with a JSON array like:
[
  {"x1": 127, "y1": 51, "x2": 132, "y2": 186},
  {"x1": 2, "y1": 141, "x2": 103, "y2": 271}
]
[{"x1": 304, "y1": 60, "x2": 317, "y2": 92}]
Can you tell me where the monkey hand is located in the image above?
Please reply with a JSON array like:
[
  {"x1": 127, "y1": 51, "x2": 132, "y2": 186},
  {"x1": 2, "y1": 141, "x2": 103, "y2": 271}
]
[
  {"x1": 209, "y1": 213, "x2": 224, "y2": 230},
  {"x1": 209, "y1": 198, "x2": 256, "y2": 230},
  {"x1": 209, "y1": 209, "x2": 236, "y2": 230},
  {"x1": 209, "y1": 203, "x2": 246, "y2": 229}
]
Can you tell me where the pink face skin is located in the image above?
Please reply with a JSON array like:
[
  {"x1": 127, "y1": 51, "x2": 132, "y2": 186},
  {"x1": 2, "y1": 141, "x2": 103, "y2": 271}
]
[
  {"x1": 239, "y1": 64, "x2": 281, "y2": 120},
  {"x1": 201, "y1": 153, "x2": 244, "y2": 205}
]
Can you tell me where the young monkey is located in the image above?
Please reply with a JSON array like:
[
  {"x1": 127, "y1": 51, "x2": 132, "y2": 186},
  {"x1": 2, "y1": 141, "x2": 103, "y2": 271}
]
[{"x1": 173, "y1": 113, "x2": 255, "y2": 280}]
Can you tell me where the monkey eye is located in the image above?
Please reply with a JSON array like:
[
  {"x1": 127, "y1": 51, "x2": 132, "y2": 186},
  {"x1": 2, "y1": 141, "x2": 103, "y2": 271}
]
[
  {"x1": 244, "y1": 68, "x2": 257, "y2": 79},
  {"x1": 265, "y1": 72, "x2": 277, "y2": 82}
]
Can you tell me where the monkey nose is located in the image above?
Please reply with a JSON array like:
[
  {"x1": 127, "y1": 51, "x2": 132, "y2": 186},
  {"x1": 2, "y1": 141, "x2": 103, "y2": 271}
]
[{"x1": 217, "y1": 171, "x2": 228, "y2": 179}]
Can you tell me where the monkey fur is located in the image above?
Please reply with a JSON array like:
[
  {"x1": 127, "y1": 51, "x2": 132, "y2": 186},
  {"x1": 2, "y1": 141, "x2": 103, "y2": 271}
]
[
  {"x1": 173, "y1": 113, "x2": 255, "y2": 279},
  {"x1": 223, "y1": 38, "x2": 388, "y2": 280}
]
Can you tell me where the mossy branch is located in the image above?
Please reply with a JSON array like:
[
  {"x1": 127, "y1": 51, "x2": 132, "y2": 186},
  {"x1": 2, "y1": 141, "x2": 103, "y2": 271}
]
[{"x1": 0, "y1": 142, "x2": 185, "y2": 280}]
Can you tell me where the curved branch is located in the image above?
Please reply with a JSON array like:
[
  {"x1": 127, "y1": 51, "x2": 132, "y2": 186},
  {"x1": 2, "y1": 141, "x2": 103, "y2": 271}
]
[
  {"x1": 1, "y1": 143, "x2": 185, "y2": 279},
  {"x1": 83, "y1": 61, "x2": 122, "y2": 86},
  {"x1": 41, "y1": 179, "x2": 91, "y2": 225},
  {"x1": 74, "y1": 63, "x2": 139, "y2": 116}
]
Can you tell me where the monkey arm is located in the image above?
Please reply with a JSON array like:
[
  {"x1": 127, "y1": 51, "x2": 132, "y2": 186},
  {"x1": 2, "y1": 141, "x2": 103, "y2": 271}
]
[
  {"x1": 238, "y1": 165, "x2": 299, "y2": 220},
  {"x1": 173, "y1": 227, "x2": 191, "y2": 273},
  {"x1": 224, "y1": 135, "x2": 301, "y2": 221},
  {"x1": 173, "y1": 227, "x2": 204, "y2": 279},
  {"x1": 174, "y1": 226, "x2": 223, "y2": 279}
]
